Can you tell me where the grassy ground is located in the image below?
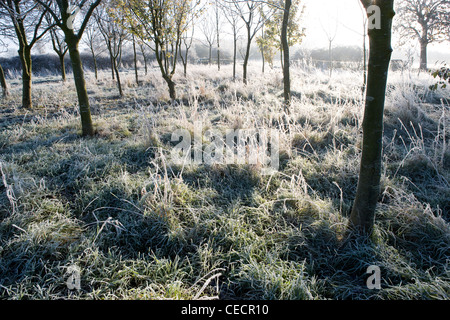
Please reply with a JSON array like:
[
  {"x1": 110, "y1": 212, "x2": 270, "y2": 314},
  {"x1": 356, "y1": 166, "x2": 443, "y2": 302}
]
[{"x1": 0, "y1": 63, "x2": 449, "y2": 300}]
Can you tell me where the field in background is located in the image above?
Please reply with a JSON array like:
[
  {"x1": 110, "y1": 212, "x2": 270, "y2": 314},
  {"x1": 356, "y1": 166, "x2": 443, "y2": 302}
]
[{"x1": 0, "y1": 63, "x2": 449, "y2": 299}]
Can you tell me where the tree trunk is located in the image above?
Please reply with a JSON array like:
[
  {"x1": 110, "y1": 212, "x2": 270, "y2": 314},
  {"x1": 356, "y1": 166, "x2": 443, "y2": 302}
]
[
  {"x1": 281, "y1": 0, "x2": 292, "y2": 107},
  {"x1": 183, "y1": 50, "x2": 188, "y2": 77},
  {"x1": 243, "y1": 28, "x2": 251, "y2": 85},
  {"x1": 144, "y1": 55, "x2": 148, "y2": 75},
  {"x1": 329, "y1": 40, "x2": 333, "y2": 78},
  {"x1": 140, "y1": 44, "x2": 148, "y2": 76},
  {"x1": 280, "y1": 48, "x2": 284, "y2": 70},
  {"x1": 362, "y1": 28, "x2": 367, "y2": 99},
  {"x1": 217, "y1": 46, "x2": 221, "y2": 71},
  {"x1": 133, "y1": 35, "x2": 139, "y2": 85},
  {"x1": 261, "y1": 26, "x2": 265, "y2": 74},
  {"x1": 110, "y1": 54, "x2": 115, "y2": 80},
  {"x1": 0, "y1": 64, "x2": 8, "y2": 98},
  {"x1": 209, "y1": 45, "x2": 212, "y2": 65},
  {"x1": 18, "y1": 47, "x2": 32, "y2": 108},
  {"x1": 419, "y1": 39, "x2": 428, "y2": 71},
  {"x1": 179, "y1": 44, "x2": 188, "y2": 77},
  {"x1": 93, "y1": 54, "x2": 98, "y2": 80},
  {"x1": 59, "y1": 54, "x2": 67, "y2": 82},
  {"x1": 350, "y1": 0, "x2": 395, "y2": 234},
  {"x1": 261, "y1": 50, "x2": 265, "y2": 74},
  {"x1": 67, "y1": 37, "x2": 94, "y2": 137},
  {"x1": 165, "y1": 77, "x2": 176, "y2": 100},
  {"x1": 233, "y1": 33, "x2": 237, "y2": 81},
  {"x1": 216, "y1": 3, "x2": 220, "y2": 72},
  {"x1": 114, "y1": 60, "x2": 123, "y2": 96},
  {"x1": 217, "y1": 29, "x2": 220, "y2": 71},
  {"x1": 22, "y1": 75, "x2": 32, "y2": 108}
]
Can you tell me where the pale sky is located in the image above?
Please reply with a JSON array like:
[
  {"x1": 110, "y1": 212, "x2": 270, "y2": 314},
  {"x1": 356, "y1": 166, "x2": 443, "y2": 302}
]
[
  {"x1": 1, "y1": 0, "x2": 449, "y2": 64},
  {"x1": 302, "y1": 0, "x2": 365, "y2": 49},
  {"x1": 301, "y1": 0, "x2": 450, "y2": 63}
]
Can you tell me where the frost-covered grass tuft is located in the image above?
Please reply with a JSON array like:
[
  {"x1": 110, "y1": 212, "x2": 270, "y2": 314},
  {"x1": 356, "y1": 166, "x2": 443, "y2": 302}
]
[{"x1": 0, "y1": 64, "x2": 449, "y2": 300}]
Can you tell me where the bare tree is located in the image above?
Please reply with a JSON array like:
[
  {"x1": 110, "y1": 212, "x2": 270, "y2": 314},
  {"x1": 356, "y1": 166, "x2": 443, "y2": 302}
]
[
  {"x1": 0, "y1": 0, "x2": 53, "y2": 108},
  {"x1": 34, "y1": 0, "x2": 102, "y2": 136},
  {"x1": 200, "y1": 12, "x2": 215, "y2": 65},
  {"x1": 220, "y1": 1, "x2": 243, "y2": 80},
  {"x1": 259, "y1": 24, "x2": 266, "y2": 73},
  {"x1": 179, "y1": 0, "x2": 201, "y2": 76},
  {"x1": 82, "y1": 19, "x2": 105, "y2": 80},
  {"x1": 95, "y1": 3, "x2": 127, "y2": 96},
  {"x1": 228, "y1": 0, "x2": 265, "y2": 84},
  {"x1": 320, "y1": 7, "x2": 338, "y2": 78},
  {"x1": 214, "y1": 0, "x2": 224, "y2": 71},
  {"x1": 339, "y1": 1, "x2": 369, "y2": 97},
  {"x1": 138, "y1": 41, "x2": 148, "y2": 76},
  {"x1": 179, "y1": 23, "x2": 195, "y2": 77},
  {"x1": 350, "y1": 0, "x2": 395, "y2": 234},
  {"x1": 396, "y1": 0, "x2": 450, "y2": 70},
  {"x1": 46, "y1": 15, "x2": 68, "y2": 82}
]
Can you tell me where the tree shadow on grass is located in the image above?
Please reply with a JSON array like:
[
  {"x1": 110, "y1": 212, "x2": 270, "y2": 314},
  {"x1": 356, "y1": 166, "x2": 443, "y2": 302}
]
[{"x1": 180, "y1": 164, "x2": 261, "y2": 206}]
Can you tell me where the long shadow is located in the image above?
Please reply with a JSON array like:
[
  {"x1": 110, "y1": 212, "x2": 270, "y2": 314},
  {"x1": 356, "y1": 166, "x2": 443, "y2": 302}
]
[
  {"x1": 180, "y1": 164, "x2": 260, "y2": 206},
  {"x1": 0, "y1": 108, "x2": 77, "y2": 130},
  {"x1": 0, "y1": 132, "x2": 81, "y2": 156}
]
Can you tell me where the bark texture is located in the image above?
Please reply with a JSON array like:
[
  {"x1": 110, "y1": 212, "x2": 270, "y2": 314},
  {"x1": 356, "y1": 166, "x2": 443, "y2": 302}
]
[{"x1": 350, "y1": 0, "x2": 395, "y2": 233}]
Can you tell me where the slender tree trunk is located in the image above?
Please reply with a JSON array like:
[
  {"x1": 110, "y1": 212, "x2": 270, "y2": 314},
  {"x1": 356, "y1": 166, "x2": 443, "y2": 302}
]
[
  {"x1": 261, "y1": 26, "x2": 265, "y2": 74},
  {"x1": 350, "y1": 0, "x2": 395, "y2": 234},
  {"x1": 209, "y1": 44, "x2": 212, "y2": 65},
  {"x1": 113, "y1": 59, "x2": 123, "y2": 96},
  {"x1": 329, "y1": 40, "x2": 333, "y2": 78},
  {"x1": 59, "y1": 54, "x2": 67, "y2": 82},
  {"x1": 281, "y1": 0, "x2": 292, "y2": 107},
  {"x1": 118, "y1": 49, "x2": 123, "y2": 70},
  {"x1": 216, "y1": 2, "x2": 220, "y2": 72},
  {"x1": 233, "y1": 33, "x2": 237, "y2": 81},
  {"x1": 144, "y1": 55, "x2": 148, "y2": 75},
  {"x1": 67, "y1": 37, "x2": 94, "y2": 137},
  {"x1": 92, "y1": 50, "x2": 98, "y2": 80},
  {"x1": 110, "y1": 53, "x2": 115, "y2": 80},
  {"x1": 217, "y1": 44, "x2": 221, "y2": 71},
  {"x1": 182, "y1": 49, "x2": 188, "y2": 77},
  {"x1": 0, "y1": 64, "x2": 8, "y2": 98},
  {"x1": 18, "y1": 46, "x2": 32, "y2": 108},
  {"x1": 261, "y1": 49, "x2": 265, "y2": 74},
  {"x1": 243, "y1": 28, "x2": 251, "y2": 85},
  {"x1": 419, "y1": 39, "x2": 428, "y2": 71},
  {"x1": 139, "y1": 44, "x2": 148, "y2": 76},
  {"x1": 132, "y1": 35, "x2": 139, "y2": 85}
]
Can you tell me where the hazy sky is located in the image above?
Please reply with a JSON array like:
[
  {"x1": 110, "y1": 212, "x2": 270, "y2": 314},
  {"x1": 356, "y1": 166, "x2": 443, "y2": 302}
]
[
  {"x1": 302, "y1": 0, "x2": 365, "y2": 49},
  {"x1": 301, "y1": 0, "x2": 450, "y2": 62},
  {"x1": 1, "y1": 0, "x2": 448, "y2": 63}
]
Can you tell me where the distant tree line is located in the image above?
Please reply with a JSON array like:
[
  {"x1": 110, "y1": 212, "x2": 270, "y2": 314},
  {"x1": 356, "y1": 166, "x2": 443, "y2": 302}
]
[
  {"x1": 0, "y1": 53, "x2": 130, "y2": 76},
  {"x1": 0, "y1": 44, "x2": 368, "y2": 77}
]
